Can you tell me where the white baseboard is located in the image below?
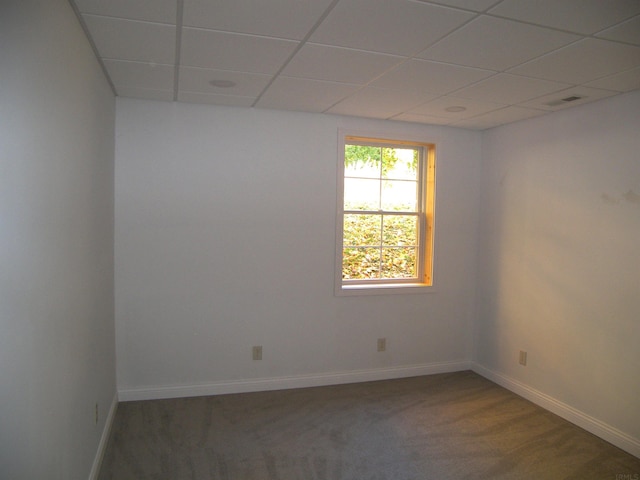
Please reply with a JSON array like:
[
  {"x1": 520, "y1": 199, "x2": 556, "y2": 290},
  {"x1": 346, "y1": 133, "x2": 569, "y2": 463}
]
[
  {"x1": 118, "y1": 360, "x2": 471, "y2": 402},
  {"x1": 472, "y1": 363, "x2": 640, "y2": 459},
  {"x1": 88, "y1": 392, "x2": 118, "y2": 480}
]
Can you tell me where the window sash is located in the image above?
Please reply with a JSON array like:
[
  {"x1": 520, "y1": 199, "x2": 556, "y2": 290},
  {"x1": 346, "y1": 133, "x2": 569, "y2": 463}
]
[
  {"x1": 341, "y1": 140, "x2": 426, "y2": 285},
  {"x1": 342, "y1": 212, "x2": 427, "y2": 284},
  {"x1": 336, "y1": 132, "x2": 435, "y2": 294}
]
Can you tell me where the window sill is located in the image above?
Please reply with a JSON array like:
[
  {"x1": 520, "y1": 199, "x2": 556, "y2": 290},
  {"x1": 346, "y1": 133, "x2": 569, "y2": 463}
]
[{"x1": 336, "y1": 283, "x2": 435, "y2": 297}]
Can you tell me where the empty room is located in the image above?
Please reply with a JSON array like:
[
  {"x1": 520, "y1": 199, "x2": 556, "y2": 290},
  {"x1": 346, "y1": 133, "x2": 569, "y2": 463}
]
[{"x1": 1, "y1": 0, "x2": 639, "y2": 479}]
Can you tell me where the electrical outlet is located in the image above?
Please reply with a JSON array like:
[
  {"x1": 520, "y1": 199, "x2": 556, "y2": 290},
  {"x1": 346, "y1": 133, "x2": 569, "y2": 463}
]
[
  {"x1": 519, "y1": 350, "x2": 527, "y2": 366},
  {"x1": 95, "y1": 403, "x2": 99, "y2": 425},
  {"x1": 252, "y1": 345, "x2": 262, "y2": 361},
  {"x1": 377, "y1": 338, "x2": 386, "y2": 352}
]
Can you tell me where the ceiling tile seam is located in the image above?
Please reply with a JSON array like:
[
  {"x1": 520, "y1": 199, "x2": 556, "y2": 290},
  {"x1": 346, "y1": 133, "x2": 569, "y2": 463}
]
[
  {"x1": 379, "y1": 95, "x2": 505, "y2": 122},
  {"x1": 181, "y1": 25, "x2": 310, "y2": 44},
  {"x1": 438, "y1": 78, "x2": 563, "y2": 106},
  {"x1": 438, "y1": 45, "x2": 635, "y2": 96},
  {"x1": 67, "y1": 0, "x2": 117, "y2": 96},
  {"x1": 179, "y1": 90, "x2": 255, "y2": 100},
  {"x1": 590, "y1": 64, "x2": 640, "y2": 83},
  {"x1": 408, "y1": 11, "x2": 483, "y2": 60},
  {"x1": 450, "y1": 105, "x2": 547, "y2": 124},
  {"x1": 412, "y1": 19, "x2": 588, "y2": 75},
  {"x1": 594, "y1": 12, "x2": 640, "y2": 36},
  {"x1": 409, "y1": 0, "x2": 504, "y2": 15},
  {"x1": 444, "y1": 80, "x2": 568, "y2": 105},
  {"x1": 178, "y1": 66, "x2": 273, "y2": 83},
  {"x1": 498, "y1": 38, "x2": 587, "y2": 75},
  {"x1": 79, "y1": 12, "x2": 177, "y2": 27},
  {"x1": 482, "y1": 11, "x2": 638, "y2": 40},
  {"x1": 173, "y1": 0, "x2": 184, "y2": 102},
  {"x1": 251, "y1": 0, "x2": 341, "y2": 108},
  {"x1": 318, "y1": 11, "x2": 490, "y2": 116},
  {"x1": 316, "y1": 7, "x2": 494, "y2": 113},
  {"x1": 509, "y1": 69, "x2": 628, "y2": 93},
  {"x1": 101, "y1": 58, "x2": 176, "y2": 67},
  {"x1": 592, "y1": 37, "x2": 640, "y2": 48},
  {"x1": 287, "y1": 41, "x2": 410, "y2": 60},
  {"x1": 276, "y1": 74, "x2": 363, "y2": 88},
  {"x1": 513, "y1": 90, "x2": 621, "y2": 109},
  {"x1": 500, "y1": 37, "x2": 640, "y2": 80}
]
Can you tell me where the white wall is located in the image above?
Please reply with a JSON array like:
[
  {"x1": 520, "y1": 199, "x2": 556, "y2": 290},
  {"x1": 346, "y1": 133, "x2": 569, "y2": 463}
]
[
  {"x1": 476, "y1": 91, "x2": 640, "y2": 444},
  {"x1": 115, "y1": 99, "x2": 482, "y2": 398},
  {"x1": 0, "y1": 1, "x2": 116, "y2": 479}
]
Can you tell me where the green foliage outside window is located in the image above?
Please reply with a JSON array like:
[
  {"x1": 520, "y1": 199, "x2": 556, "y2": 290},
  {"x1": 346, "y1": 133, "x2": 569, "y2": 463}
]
[{"x1": 344, "y1": 145, "x2": 418, "y2": 177}]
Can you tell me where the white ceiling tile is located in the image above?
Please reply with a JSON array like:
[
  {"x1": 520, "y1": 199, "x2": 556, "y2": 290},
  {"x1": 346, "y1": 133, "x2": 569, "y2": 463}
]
[
  {"x1": 179, "y1": 67, "x2": 271, "y2": 96},
  {"x1": 117, "y1": 87, "x2": 174, "y2": 102},
  {"x1": 82, "y1": 15, "x2": 175, "y2": 64},
  {"x1": 326, "y1": 87, "x2": 439, "y2": 119},
  {"x1": 103, "y1": 60, "x2": 174, "y2": 91},
  {"x1": 371, "y1": 59, "x2": 494, "y2": 95},
  {"x1": 178, "y1": 92, "x2": 256, "y2": 107},
  {"x1": 488, "y1": 0, "x2": 640, "y2": 34},
  {"x1": 508, "y1": 38, "x2": 640, "y2": 84},
  {"x1": 73, "y1": 0, "x2": 176, "y2": 24},
  {"x1": 182, "y1": 0, "x2": 335, "y2": 40},
  {"x1": 585, "y1": 66, "x2": 640, "y2": 92},
  {"x1": 518, "y1": 86, "x2": 620, "y2": 111},
  {"x1": 181, "y1": 28, "x2": 298, "y2": 73},
  {"x1": 596, "y1": 16, "x2": 640, "y2": 46},
  {"x1": 256, "y1": 77, "x2": 360, "y2": 113},
  {"x1": 453, "y1": 73, "x2": 570, "y2": 104},
  {"x1": 409, "y1": 96, "x2": 506, "y2": 118},
  {"x1": 416, "y1": 0, "x2": 502, "y2": 12},
  {"x1": 451, "y1": 106, "x2": 547, "y2": 129},
  {"x1": 282, "y1": 44, "x2": 404, "y2": 85},
  {"x1": 71, "y1": 0, "x2": 640, "y2": 128},
  {"x1": 418, "y1": 16, "x2": 579, "y2": 71},
  {"x1": 310, "y1": 0, "x2": 474, "y2": 56},
  {"x1": 391, "y1": 113, "x2": 454, "y2": 125}
]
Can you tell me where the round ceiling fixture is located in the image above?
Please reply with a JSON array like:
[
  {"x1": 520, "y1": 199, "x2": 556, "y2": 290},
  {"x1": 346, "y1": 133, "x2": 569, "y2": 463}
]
[
  {"x1": 209, "y1": 79, "x2": 236, "y2": 88},
  {"x1": 445, "y1": 106, "x2": 467, "y2": 113}
]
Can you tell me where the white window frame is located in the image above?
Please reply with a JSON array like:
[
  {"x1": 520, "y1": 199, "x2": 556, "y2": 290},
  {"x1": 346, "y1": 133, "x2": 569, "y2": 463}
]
[{"x1": 335, "y1": 131, "x2": 436, "y2": 296}]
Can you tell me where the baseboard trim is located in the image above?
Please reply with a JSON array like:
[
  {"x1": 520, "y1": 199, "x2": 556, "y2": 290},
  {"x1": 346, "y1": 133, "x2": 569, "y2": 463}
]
[
  {"x1": 472, "y1": 363, "x2": 640, "y2": 459},
  {"x1": 88, "y1": 392, "x2": 118, "y2": 480},
  {"x1": 118, "y1": 360, "x2": 471, "y2": 402}
]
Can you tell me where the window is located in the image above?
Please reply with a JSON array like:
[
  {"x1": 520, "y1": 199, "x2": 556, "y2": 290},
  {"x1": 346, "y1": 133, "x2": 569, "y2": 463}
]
[{"x1": 336, "y1": 133, "x2": 435, "y2": 294}]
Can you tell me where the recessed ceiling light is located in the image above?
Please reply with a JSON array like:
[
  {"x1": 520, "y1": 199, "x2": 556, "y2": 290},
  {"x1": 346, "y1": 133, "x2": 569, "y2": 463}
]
[
  {"x1": 209, "y1": 79, "x2": 236, "y2": 88},
  {"x1": 445, "y1": 106, "x2": 467, "y2": 113}
]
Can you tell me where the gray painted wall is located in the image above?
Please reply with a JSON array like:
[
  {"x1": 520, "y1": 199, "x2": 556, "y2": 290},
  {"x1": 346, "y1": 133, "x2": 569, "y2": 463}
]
[
  {"x1": 114, "y1": 100, "x2": 481, "y2": 396},
  {"x1": 0, "y1": 1, "x2": 116, "y2": 478},
  {"x1": 477, "y1": 90, "x2": 640, "y2": 442}
]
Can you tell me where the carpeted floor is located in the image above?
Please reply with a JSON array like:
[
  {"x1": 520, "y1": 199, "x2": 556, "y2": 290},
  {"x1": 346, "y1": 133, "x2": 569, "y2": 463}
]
[{"x1": 98, "y1": 371, "x2": 640, "y2": 479}]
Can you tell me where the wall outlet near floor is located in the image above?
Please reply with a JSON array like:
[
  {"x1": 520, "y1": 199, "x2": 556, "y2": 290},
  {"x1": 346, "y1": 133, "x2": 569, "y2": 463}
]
[
  {"x1": 519, "y1": 350, "x2": 528, "y2": 366},
  {"x1": 252, "y1": 345, "x2": 263, "y2": 361},
  {"x1": 377, "y1": 338, "x2": 386, "y2": 352}
]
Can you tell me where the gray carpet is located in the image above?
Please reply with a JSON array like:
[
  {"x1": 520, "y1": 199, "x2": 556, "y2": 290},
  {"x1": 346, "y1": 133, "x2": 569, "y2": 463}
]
[{"x1": 98, "y1": 371, "x2": 640, "y2": 479}]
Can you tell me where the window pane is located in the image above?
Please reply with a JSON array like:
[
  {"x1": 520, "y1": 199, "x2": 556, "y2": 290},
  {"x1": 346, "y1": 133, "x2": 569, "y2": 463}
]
[
  {"x1": 344, "y1": 178, "x2": 380, "y2": 210},
  {"x1": 344, "y1": 162, "x2": 380, "y2": 179},
  {"x1": 343, "y1": 247, "x2": 381, "y2": 279},
  {"x1": 381, "y1": 180, "x2": 417, "y2": 211},
  {"x1": 381, "y1": 247, "x2": 417, "y2": 278},
  {"x1": 382, "y1": 215, "x2": 418, "y2": 246},
  {"x1": 382, "y1": 148, "x2": 418, "y2": 180},
  {"x1": 343, "y1": 214, "x2": 381, "y2": 246},
  {"x1": 344, "y1": 145, "x2": 381, "y2": 178}
]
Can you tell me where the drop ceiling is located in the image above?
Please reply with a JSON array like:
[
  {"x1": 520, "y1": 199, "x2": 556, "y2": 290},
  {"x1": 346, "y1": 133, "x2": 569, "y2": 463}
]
[{"x1": 70, "y1": 0, "x2": 640, "y2": 130}]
